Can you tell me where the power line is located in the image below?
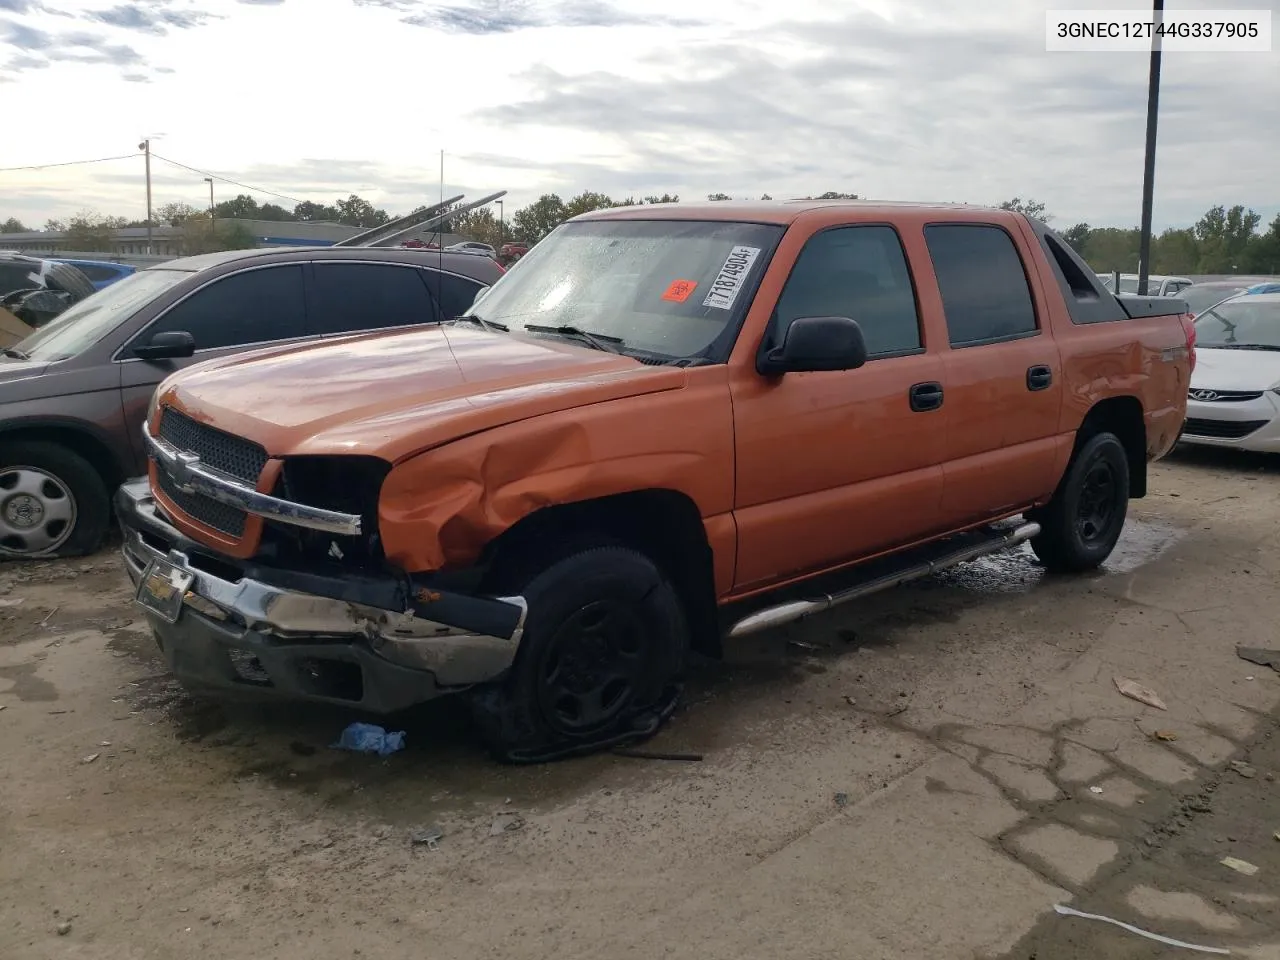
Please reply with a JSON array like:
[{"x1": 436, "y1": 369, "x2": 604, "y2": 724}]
[
  {"x1": 0, "y1": 153, "x2": 138, "y2": 173},
  {"x1": 150, "y1": 153, "x2": 304, "y2": 205}
]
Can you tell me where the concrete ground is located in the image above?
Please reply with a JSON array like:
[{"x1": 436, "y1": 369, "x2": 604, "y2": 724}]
[{"x1": 1, "y1": 447, "x2": 1278, "y2": 960}]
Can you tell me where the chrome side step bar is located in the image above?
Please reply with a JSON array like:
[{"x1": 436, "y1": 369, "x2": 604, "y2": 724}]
[{"x1": 726, "y1": 522, "x2": 1041, "y2": 638}]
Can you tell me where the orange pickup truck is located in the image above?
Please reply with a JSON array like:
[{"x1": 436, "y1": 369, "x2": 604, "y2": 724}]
[{"x1": 116, "y1": 201, "x2": 1194, "y2": 761}]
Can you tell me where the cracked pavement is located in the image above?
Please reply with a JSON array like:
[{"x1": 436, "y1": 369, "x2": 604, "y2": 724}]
[{"x1": 1, "y1": 446, "x2": 1278, "y2": 959}]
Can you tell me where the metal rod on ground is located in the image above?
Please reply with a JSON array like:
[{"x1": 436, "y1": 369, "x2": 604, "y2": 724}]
[{"x1": 1136, "y1": 0, "x2": 1164, "y2": 296}]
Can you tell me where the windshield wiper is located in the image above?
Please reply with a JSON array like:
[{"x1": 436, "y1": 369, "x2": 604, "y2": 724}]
[
  {"x1": 453, "y1": 314, "x2": 508, "y2": 333},
  {"x1": 523, "y1": 324, "x2": 624, "y2": 354},
  {"x1": 1, "y1": 347, "x2": 28, "y2": 360}
]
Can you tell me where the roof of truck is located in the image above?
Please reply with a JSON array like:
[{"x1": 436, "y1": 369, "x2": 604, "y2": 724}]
[{"x1": 577, "y1": 199, "x2": 997, "y2": 226}]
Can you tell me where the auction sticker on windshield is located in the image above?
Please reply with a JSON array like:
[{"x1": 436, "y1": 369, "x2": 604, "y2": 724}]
[
  {"x1": 662, "y1": 279, "x2": 698, "y2": 303},
  {"x1": 703, "y1": 246, "x2": 761, "y2": 310}
]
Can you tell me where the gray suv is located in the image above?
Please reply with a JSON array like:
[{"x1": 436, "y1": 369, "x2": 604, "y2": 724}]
[{"x1": 0, "y1": 246, "x2": 501, "y2": 559}]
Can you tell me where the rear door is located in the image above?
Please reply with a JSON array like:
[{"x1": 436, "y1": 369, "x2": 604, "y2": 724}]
[
  {"x1": 118, "y1": 264, "x2": 309, "y2": 462},
  {"x1": 308, "y1": 262, "x2": 440, "y2": 336},
  {"x1": 923, "y1": 223, "x2": 1064, "y2": 524}
]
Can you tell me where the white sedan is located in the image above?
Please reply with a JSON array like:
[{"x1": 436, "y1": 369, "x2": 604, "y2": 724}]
[{"x1": 1182, "y1": 293, "x2": 1280, "y2": 452}]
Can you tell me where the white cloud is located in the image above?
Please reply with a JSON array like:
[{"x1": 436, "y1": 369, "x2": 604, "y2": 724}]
[{"x1": 0, "y1": 0, "x2": 1276, "y2": 230}]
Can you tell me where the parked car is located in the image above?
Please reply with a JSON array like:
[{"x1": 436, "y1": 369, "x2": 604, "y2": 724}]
[
  {"x1": 1181, "y1": 292, "x2": 1280, "y2": 452},
  {"x1": 1097, "y1": 273, "x2": 1194, "y2": 297},
  {"x1": 0, "y1": 246, "x2": 501, "y2": 559},
  {"x1": 0, "y1": 253, "x2": 96, "y2": 336},
  {"x1": 1180, "y1": 281, "x2": 1252, "y2": 317},
  {"x1": 499, "y1": 242, "x2": 529, "y2": 263},
  {"x1": 49, "y1": 258, "x2": 137, "y2": 291},
  {"x1": 118, "y1": 201, "x2": 1191, "y2": 761},
  {"x1": 445, "y1": 241, "x2": 498, "y2": 259}
]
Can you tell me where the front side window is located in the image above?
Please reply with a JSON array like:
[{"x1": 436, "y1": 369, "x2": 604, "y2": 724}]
[
  {"x1": 467, "y1": 219, "x2": 784, "y2": 362},
  {"x1": 309, "y1": 262, "x2": 437, "y2": 335},
  {"x1": 925, "y1": 224, "x2": 1038, "y2": 346},
  {"x1": 772, "y1": 225, "x2": 921, "y2": 357},
  {"x1": 142, "y1": 265, "x2": 306, "y2": 351}
]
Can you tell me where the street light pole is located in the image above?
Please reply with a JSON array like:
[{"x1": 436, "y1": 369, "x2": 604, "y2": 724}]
[
  {"x1": 497, "y1": 199, "x2": 504, "y2": 243},
  {"x1": 1136, "y1": 0, "x2": 1164, "y2": 296},
  {"x1": 204, "y1": 177, "x2": 215, "y2": 226},
  {"x1": 138, "y1": 139, "x2": 153, "y2": 254}
]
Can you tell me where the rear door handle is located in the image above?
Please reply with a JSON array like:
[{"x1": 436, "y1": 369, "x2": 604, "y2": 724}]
[
  {"x1": 909, "y1": 381, "x2": 944, "y2": 412},
  {"x1": 1026, "y1": 365, "x2": 1053, "y2": 391}
]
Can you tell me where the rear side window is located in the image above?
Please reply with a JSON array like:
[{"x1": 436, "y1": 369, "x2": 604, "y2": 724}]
[
  {"x1": 309, "y1": 262, "x2": 438, "y2": 335},
  {"x1": 424, "y1": 271, "x2": 485, "y2": 321},
  {"x1": 925, "y1": 224, "x2": 1038, "y2": 346},
  {"x1": 773, "y1": 225, "x2": 921, "y2": 357},
  {"x1": 145, "y1": 265, "x2": 306, "y2": 350}
]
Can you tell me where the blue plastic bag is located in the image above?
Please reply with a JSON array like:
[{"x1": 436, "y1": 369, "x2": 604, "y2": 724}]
[{"x1": 331, "y1": 722, "x2": 406, "y2": 757}]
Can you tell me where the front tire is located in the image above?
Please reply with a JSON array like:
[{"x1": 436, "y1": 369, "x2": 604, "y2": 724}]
[
  {"x1": 471, "y1": 544, "x2": 688, "y2": 763},
  {"x1": 0, "y1": 442, "x2": 109, "y2": 560},
  {"x1": 1030, "y1": 431, "x2": 1130, "y2": 572}
]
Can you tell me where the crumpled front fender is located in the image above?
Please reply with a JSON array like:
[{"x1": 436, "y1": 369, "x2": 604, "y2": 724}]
[{"x1": 377, "y1": 373, "x2": 736, "y2": 573}]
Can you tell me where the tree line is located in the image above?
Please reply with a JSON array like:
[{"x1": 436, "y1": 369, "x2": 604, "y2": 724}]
[{"x1": 5, "y1": 193, "x2": 1278, "y2": 273}]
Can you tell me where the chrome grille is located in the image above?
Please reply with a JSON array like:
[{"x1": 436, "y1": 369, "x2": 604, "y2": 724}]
[
  {"x1": 155, "y1": 468, "x2": 247, "y2": 536},
  {"x1": 1187, "y1": 389, "x2": 1264, "y2": 403},
  {"x1": 158, "y1": 407, "x2": 267, "y2": 483}
]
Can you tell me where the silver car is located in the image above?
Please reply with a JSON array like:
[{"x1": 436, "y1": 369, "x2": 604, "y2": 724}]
[{"x1": 1182, "y1": 293, "x2": 1280, "y2": 453}]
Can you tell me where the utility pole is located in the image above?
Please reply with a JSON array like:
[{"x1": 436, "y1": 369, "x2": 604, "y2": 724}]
[
  {"x1": 138, "y1": 139, "x2": 153, "y2": 254},
  {"x1": 204, "y1": 177, "x2": 215, "y2": 226},
  {"x1": 497, "y1": 199, "x2": 504, "y2": 243},
  {"x1": 1136, "y1": 0, "x2": 1164, "y2": 296}
]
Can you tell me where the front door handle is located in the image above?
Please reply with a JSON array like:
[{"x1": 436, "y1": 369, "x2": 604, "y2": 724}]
[
  {"x1": 909, "y1": 381, "x2": 944, "y2": 412},
  {"x1": 1026, "y1": 364, "x2": 1053, "y2": 391}
]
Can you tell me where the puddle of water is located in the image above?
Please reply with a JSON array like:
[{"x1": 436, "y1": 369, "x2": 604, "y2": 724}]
[
  {"x1": 1102, "y1": 517, "x2": 1186, "y2": 574},
  {"x1": 0, "y1": 661, "x2": 58, "y2": 701}
]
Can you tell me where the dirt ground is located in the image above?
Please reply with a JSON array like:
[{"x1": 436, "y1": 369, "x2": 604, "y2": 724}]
[{"x1": 2, "y1": 447, "x2": 1279, "y2": 960}]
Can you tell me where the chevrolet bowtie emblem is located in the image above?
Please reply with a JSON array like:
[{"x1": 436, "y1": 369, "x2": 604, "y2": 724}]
[{"x1": 168, "y1": 451, "x2": 202, "y2": 494}]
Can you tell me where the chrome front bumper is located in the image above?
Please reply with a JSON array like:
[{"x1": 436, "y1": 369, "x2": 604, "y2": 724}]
[
  {"x1": 144, "y1": 424, "x2": 362, "y2": 535},
  {"x1": 116, "y1": 478, "x2": 527, "y2": 709}
]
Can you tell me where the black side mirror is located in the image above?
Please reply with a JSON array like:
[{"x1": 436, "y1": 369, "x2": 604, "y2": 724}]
[
  {"x1": 134, "y1": 330, "x2": 195, "y2": 361},
  {"x1": 758, "y1": 316, "x2": 868, "y2": 376}
]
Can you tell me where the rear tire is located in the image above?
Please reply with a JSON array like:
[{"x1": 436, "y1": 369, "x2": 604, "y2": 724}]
[
  {"x1": 470, "y1": 543, "x2": 688, "y2": 763},
  {"x1": 0, "y1": 442, "x2": 109, "y2": 560},
  {"x1": 1030, "y1": 431, "x2": 1129, "y2": 572}
]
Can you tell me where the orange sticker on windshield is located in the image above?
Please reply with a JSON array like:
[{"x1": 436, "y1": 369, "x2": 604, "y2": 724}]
[{"x1": 662, "y1": 279, "x2": 697, "y2": 303}]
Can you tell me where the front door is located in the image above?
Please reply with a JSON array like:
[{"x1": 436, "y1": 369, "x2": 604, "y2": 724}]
[
  {"x1": 731, "y1": 224, "x2": 949, "y2": 592},
  {"x1": 921, "y1": 223, "x2": 1064, "y2": 523},
  {"x1": 119, "y1": 264, "x2": 310, "y2": 469}
]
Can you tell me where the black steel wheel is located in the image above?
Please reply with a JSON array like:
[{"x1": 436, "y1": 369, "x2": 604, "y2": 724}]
[
  {"x1": 1030, "y1": 431, "x2": 1130, "y2": 572},
  {"x1": 471, "y1": 543, "x2": 688, "y2": 763}
]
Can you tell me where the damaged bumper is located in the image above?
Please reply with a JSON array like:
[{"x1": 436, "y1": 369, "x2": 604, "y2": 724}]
[{"x1": 115, "y1": 478, "x2": 527, "y2": 713}]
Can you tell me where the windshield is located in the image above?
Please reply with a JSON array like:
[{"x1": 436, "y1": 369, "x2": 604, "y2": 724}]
[
  {"x1": 465, "y1": 219, "x2": 784, "y2": 361},
  {"x1": 14, "y1": 268, "x2": 189, "y2": 362},
  {"x1": 1183, "y1": 285, "x2": 1245, "y2": 315},
  {"x1": 1194, "y1": 300, "x2": 1280, "y2": 349}
]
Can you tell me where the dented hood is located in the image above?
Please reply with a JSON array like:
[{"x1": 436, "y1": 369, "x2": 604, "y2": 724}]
[{"x1": 159, "y1": 325, "x2": 688, "y2": 463}]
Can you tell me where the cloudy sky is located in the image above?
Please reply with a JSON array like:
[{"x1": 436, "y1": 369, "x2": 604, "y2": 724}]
[{"x1": 1, "y1": 0, "x2": 1277, "y2": 230}]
